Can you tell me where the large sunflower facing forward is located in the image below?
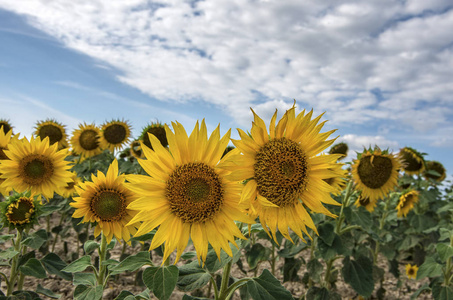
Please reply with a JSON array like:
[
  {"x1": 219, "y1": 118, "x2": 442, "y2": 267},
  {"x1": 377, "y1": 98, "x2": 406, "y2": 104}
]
[
  {"x1": 71, "y1": 123, "x2": 102, "y2": 159},
  {"x1": 35, "y1": 119, "x2": 69, "y2": 150},
  {"x1": 224, "y1": 105, "x2": 343, "y2": 242},
  {"x1": 352, "y1": 148, "x2": 400, "y2": 203},
  {"x1": 0, "y1": 136, "x2": 72, "y2": 199},
  {"x1": 70, "y1": 160, "x2": 139, "y2": 244},
  {"x1": 99, "y1": 119, "x2": 132, "y2": 152},
  {"x1": 127, "y1": 120, "x2": 250, "y2": 264}
]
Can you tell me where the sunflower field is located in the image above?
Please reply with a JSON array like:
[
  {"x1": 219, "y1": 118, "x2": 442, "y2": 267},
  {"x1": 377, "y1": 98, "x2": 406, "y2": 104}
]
[{"x1": 0, "y1": 104, "x2": 451, "y2": 300}]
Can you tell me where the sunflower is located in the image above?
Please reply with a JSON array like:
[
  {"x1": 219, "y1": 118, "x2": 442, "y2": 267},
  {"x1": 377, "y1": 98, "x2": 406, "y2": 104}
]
[
  {"x1": 34, "y1": 119, "x2": 69, "y2": 150},
  {"x1": 0, "y1": 191, "x2": 41, "y2": 231},
  {"x1": 354, "y1": 195, "x2": 377, "y2": 212},
  {"x1": 0, "y1": 136, "x2": 72, "y2": 199},
  {"x1": 127, "y1": 120, "x2": 250, "y2": 264},
  {"x1": 351, "y1": 148, "x2": 400, "y2": 203},
  {"x1": 399, "y1": 147, "x2": 425, "y2": 176},
  {"x1": 0, "y1": 127, "x2": 16, "y2": 195},
  {"x1": 71, "y1": 123, "x2": 102, "y2": 159},
  {"x1": 323, "y1": 161, "x2": 347, "y2": 196},
  {"x1": 0, "y1": 119, "x2": 13, "y2": 135},
  {"x1": 396, "y1": 190, "x2": 419, "y2": 217},
  {"x1": 99, "y1": 119, "x2": 132, "y2": 152},
  {"x1": 405, "y1": 264, "x2": 418, "y2": 280},
  {"x1": 70, "y1": 160, "x2": 139, "y2": 244},
  {"x1": 424, "y1": 160, "x2": 446, "y2": 182},
  {"x1": 329, "y1": 142, "x2": 348, "y2": 160},
  {"x1": 129, "y1": 140, "x2": 142, "y2": 159},
  {"x1": 59, "y1": 171, "x2": 80, "y2": 198},
  {"x1": 224, "y1": 104, "x2": 343, "y2": 243},
  {"x1": 139, "y1": 122, "x2": 168, "y2": 150}
]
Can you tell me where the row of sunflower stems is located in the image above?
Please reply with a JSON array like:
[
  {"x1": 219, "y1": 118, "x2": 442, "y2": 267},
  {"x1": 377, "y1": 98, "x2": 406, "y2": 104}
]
[{"x1": 0, "y1": 106, "x2": 451, "y2": 300}]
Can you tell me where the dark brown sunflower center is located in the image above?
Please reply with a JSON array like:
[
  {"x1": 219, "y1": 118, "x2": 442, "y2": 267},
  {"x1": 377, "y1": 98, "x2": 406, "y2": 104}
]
[
  {"x1": 254, "y1": 137, "x2": 309, "y2": 207},
  {"x1": 323, "y1": 177, "x2": 335, "y2": 186},
  {"x1": 166, "y1": 162, "x2": 223, "y2": 223},
  {"x1": 0, "y1": 123, "x2": 12, "y2": 134},
  {"x1": 0, "y1": 147, "x2": 8, "y2": 160},
  {"x1": 130, "y1": 141, "x2": 142, "y2": 158},
  {"x1": 7, "y1": 197, "x2": 35, "y2": 225},
  {"x1": 38, "y1": 124, "x2": 63, "y2": 145},
  {"x1": 408, "y1": 268, "x2": 415, "y2": 275},
  {"x1": 357, "y1": 155, "x2": 393, "y2": 189},
  {"x1": 91, "y1": 190, "x2": 126, "y2": 221},
  {"x1": 401, "y1": 151, "x2": 423, "y2": 172},
  {"x1": 359, "y1": 197, "x2": 370, "y2": 206},
  {"x1": 19, "y1": 155, "x2": 54, "y2": 185},
  {"x1": 79, "y1": 130, "x2": 99, "y2": 151},
  {"x1": 143, "y1": 127, "x2": 168, "y2": 150},
  {"x1": 65, "y1": 181, "x2": 76, "y2": 190},
  {"x1": 104, "y1": 124, "x2": 127, "y2": 144}
]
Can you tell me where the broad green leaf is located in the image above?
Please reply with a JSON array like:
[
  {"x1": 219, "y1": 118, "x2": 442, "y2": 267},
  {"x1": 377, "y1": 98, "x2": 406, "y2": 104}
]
[
  {"x1": 40, "y1": 205, "x2": 62, "y2": 216},
  {"x1": 62, "y1": 255, "x2": 92, "y2": 273},
  {"x1": 19, "y1": 258, "x2": 47, "y2": 279},
  {"x1": 0, "y1": 234, "x2": 14, "y2": 243},
  {"x1": 318, "y1": 222, "x2": 335, "y2": 246},
  {"x1": 83, "y1": 240, "x2": 99, "y2": 254},
  {"x1": 417, "y1": 257, "x2": 443, "y2": 280},
  {"x1": 306, "y1": 259, "x2": 323, "y2": 283},
  {"x1": 410, "y1": 283, "x2": 430, "y2": 300},
  {"x1": 341, "y1": 256, "x2": 374, "y2": 297},
  {"x1": 41, "y1": 253, "x2": 72, "y2": 281},
  {"x1": 432, "y1": 284, "x2": 453, "y2": 300},
  {"x1": 143, "y1": 265, "x2": 179, "y2": 300},
  {"x1": 114, "y1": 290, "x2": 134, "y2": 300},
  {"x1": 246, "y1": 243, "x2": 271, "y2": 270},
  {"x1": 0, "y1": 248, "x2": 19, "y2": 260},
  {"x1": 245, "y1": 269, "x2": 293, "y2": 300},
  {"x1": 283, "y1": 257, "x2": 302, "y2": 282},
  {"x1": 205, "y1": 242, "x2": 242, "y2": 273},
  {"x1": 73, "y1": 273, "x2": 96, "y2": 286},
  {"x1": 74, "y1": 284, "x2": 103, "y2": 300},
  {"x1": 306, "y1": 287, "x2": 340, "y2": 300},
  {"x1": 18, "y1": 251, "x2": 35, "y2": 268},
  {"x1": 22, "y1": 229, "x2": 48, "y2": 250},
  {"x1": 130, "y1": 231, "x2": 155, "y2": 242},
  {"x1": 36, "y1": 284, "x2": 61, "y2": 299},
  {"x1": 177, "y1": 270, "x2": 211, "y2": 292},
  {"x1": 111, "y1": 252, "x2": 152, "y2": 274},
  {"x1": 436, "y1": 243, "x2": 453, "y2": 262},
  {"x1": 318, "y1": 234, "x2": 347, "y2": 261}
]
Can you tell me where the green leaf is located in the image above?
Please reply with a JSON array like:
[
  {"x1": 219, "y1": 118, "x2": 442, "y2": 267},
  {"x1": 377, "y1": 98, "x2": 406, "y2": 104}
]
[
  {"x1": 177, "y1": 269, "x2": 211, "y2": 292},
  {"x1": 246, "y1": 243, "x2": 271, "y2": 270},
  {"x1": 416, "y1": 257, "x2": 443, "y2": 280},
  {"x1": 0, "y1": 234, "x2": 14, "y2": 243},
  {"x1": 114, "y1": 291, "x2": 134, "y2": 300},
  {"x1": 341, "y1": 256, "x2": 374, "y2": 297},
  {"x1": 111, "y1": 252, "x2": 152, "y2": 274},
  {"x1": 306, "y1": 287, "x2": 340, "y2": 300},
  {"x1": 62, "y1": 255, "x2": 92, "y2": 273},
  {"x1": 410, "y1": 283, "x2": 430, "y2": 300},
  {"x1": 318, "y1": 222, "x2": 335, "y2": 246},
  {"x1": 18, "y1": 251, "x2": 35, "y2": 268},
  {"x1": 19, "y1": 258, "x2": 47, "y2": 278},
  {"x1": 432, "y1": 284, "x2": 453, "y2": 300},
  {"x1": 306, "y1": 259, "x2": 323, "y2": 283},
  {"x1": 182, "y1": 295, "x2": 211, "y2": 300},
  {"x1": 36, "y1": 284, "x2": 61, "y2": 299},
  {"x1": 245, "y1": 269, "x2": 293, "y2": 300},
  {"x1": 73, "y1": 273, "x2": 96, "y2": 286},
  {"x1": 73, "y1": 285, "x2": 103, "y2": 300},
  {"x1": 83, "y1": 240, "x2": 99, "y2": 255},
  {"x1": 318, "y1": 234, "x2": 347, "y2": 261},
  {"x1": 130, "y1": 231, "x2": 155, "y2": 242},
  {"x1": 22, "y1": 229, "x2": 48, "y2": 250},
  {"x1": 143, "y1": 265, "x2": 179, "y2": 300},
  {"x1": 0, "y1": 248, "x2": 19, "y2": 260},
  {"x1": 282, "y1": 257, "x2": 301, "y2": 282},
  {"x1": 41, "y1": 253, "x2": 72, "y2": 281},
  {"x1": 436, "y1": 243, "x2": 453, "y2": 262},
  {"x1": 205, "y1": 242, "x2": 242, "y2": 273},
  {"x1": 40, "y1": 205, "x2": 62, "y2": 217}
]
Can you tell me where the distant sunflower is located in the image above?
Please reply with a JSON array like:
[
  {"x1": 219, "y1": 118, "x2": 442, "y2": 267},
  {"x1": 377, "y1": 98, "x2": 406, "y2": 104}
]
[
  {"x1": 59, "y1": 171, "x2": 80, "y2": 198},
  {"x1": 323, "y1": 162, "x2": 347, "y2": 196},
  {"x1": 35, "y1": 119, "x2": 69, "y2": 150},
  {"x1": 0, "y1": 119, "x2": 13, "y2": 135},
  {"x1": 225, "y1": 104, "x2": 343, "y2": 242},
  {"x1": 129, "y1": 140, "x2": 142, "y2": 159},
  {"x1": 127, "y1": 120, "x2": 250, "y2": 263},
  {"x1": 396, "y1": 190, "x2": 419, "y2": 217},
  {"x1": 399, "y1": 147, "x2": 425, "y2": 176},
  {"x1": 99, "y1": 119, "x2": 132, "y2": 152},
  {"x1": 354, "y1": 195, "x2": 377, "y2": 212},
  {"x1": 424, "y1": 161, "x2": 446, "y2": 182},
  {"x1": 0, "y1": 127, "x2": 15, "y2": 194},
  {"x1": 0, "y1": 136, "x2": 72, "y2": 199},
  {"x1": 329, "y1": 142, "x2": 348, "y2": 160},
  {"x1": 71, "y1": 123, "x2": 102, "y2": 159},
  {"x1": 405, "y1": 264, "x2": 418, "y2": 280},
  {"x1": 139, "y1": 122, "x2": 168, "y2": 150},
  {"x1": 0, "y1": 191, "x2": 41, "y2": 231},
  {"x1": 352, "y1": 148, "x2": 400, "y2": 203},
  {"x1": 70, "y1": 160, "x2": 139, "y2": 244}
]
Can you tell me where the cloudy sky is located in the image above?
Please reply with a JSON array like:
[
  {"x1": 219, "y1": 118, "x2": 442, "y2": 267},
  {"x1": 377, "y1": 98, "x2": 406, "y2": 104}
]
[{"x1": 0, "y1": 0, "x2": 452, "y2": 181}]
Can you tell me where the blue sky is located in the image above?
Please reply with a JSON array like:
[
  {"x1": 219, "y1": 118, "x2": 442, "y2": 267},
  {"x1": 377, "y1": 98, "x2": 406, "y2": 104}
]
[{"x1": 0, "y1": 1, "x2": 452, "y2": 183}]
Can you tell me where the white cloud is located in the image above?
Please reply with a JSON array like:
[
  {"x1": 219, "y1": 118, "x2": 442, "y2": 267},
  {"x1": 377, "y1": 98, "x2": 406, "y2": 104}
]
[{"x1": 338, "y1": 134, "x2": 399, "y2": 153}]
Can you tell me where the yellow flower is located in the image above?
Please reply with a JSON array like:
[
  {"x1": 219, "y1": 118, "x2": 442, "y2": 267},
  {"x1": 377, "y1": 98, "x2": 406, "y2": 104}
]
[
  {"x1": 34, "y1": 119, "x2": 69, "y2": 150},
  {"x1": 0, "y1": 127, "x2": 16, "y2": 195},
  {"x1": 406, "y1": 264, "x2": 418, "y2": 279},
  {"x1": 399, "y1": 147, "x2": 425, "y2": 176},
  {"x1": 329, "y1": 142, "x2": 348, "y2": 160},
  {"x1": 127, "y1": 120, "x2": 250, "y2": 264},
  {"x1": 0, "y1": 136, "x2": 72, "y2": 199},
  {"x1": 354, "y1": 195, "x2": 377, "y2": 212},
  {"x1": 139, "y1": 122, "x2": 168, "y2": 150},
  {"x1": 424, "y1": 160, "x2": 446, "y2": 182},
  {"x1": 70, "y1": 123, "x2": 102, "y2": 159},
  {"x1": 59, "y1": 171, "x2": 80, "y2": 198},
  {"x1": 396, "y1": 190, "x2": 419, "y2": 217},
  {"x1": 129, "y1": 140, "x2": 143, "y2": 159},
  {"x1": 70, "y1": 160, "x2": 139, "y2": 244},
  {"x1": 323, "y1": 162, "x2": 347, "y2": 196},
  {"x1": 0, "y1": 192, "x2": 41, "y2": 231},
  {"x1": 225, "y1": 104, "x2": 342, "y2": 242},
  {"x1": 99, "y1": 119, "x2": 132, "y2": 152},
  {"x1": 0, "y1": 119, "x2": 13, "y2": 135},
  {"x1": 352, "y1": 148, "x2": 400, "y2": 203}
]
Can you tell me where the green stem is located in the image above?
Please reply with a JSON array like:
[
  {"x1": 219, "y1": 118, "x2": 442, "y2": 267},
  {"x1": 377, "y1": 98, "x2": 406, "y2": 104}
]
[
  {"x1": 217, "y1": 260, "x2": 233, "y2": 300},
  {"x1": 374, "y1": 197, "x2": 391, "y2": 264},
  {"x1": 335, "y1": 180, "x2": 353, "y2": 234},
  {"x1": 97, "y1": 234, "x2": 108, "y2": 286},
  {"x1": 210, "y1": 276, "x2": 219, "y2": 300},
  {"x1": 51, "y1": 212, "x2": 66, "y2": 253},
  {"x1": 7, "y1": 230, "x2": 23, "y2": 296},
  {"x1": 323, "y1": 258, "x2": 334, "y2": 289},
  {"x1": 223, "y1": 278, "x2": 252, "y2": 300}
]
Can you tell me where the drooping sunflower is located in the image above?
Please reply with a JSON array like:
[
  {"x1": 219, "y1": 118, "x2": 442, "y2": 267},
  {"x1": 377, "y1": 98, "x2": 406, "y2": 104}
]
[
  {"x1": 424, "y1": 160, "x2": 446, "y2": 182},
  {"x1": 71, "y1": 123, "x2": 102, "y2": 159},
  {"x1": 351, "y1": 147, "x2": 401, "y2": 203},
  {"x1": 0, "y1": 191, "x2": 41, "y2": 231},
  {"x1": 329, "y1": 142, "x2": 348, "y2": 160},
  {"x1": 406, "y1": 264, "x2": 418, "y2": 280},
  {"x1": 129, "y1": 140, "x2": 142, "y2": 159},
  {"x1": 127, "y1": 120, "x2": 250, "y2": 264},
  {"x1": 99, "y1": 119, "x2": 132, "y2": 152},
  {"x1": 59, "y1": 171, "x2": 80, "y2": 198},
  {"x1": 396, "y1": 190, "x2": 419, "y2": 217},
  {"x1": 34, "y1": 119, "x2": 69, "y2": 150},
  {"x1": 0, "y1": 136, "x2": 72, "y2": 199},
  {"x1": 70, "y1": 160, "x2": 139, "y2": 244},
  {"x1": 224, "y1": 105, "x2": 343, "y2": 243},
  {"x1": 139, "y1": 122, "x2": 168, "y2": 150},
  {"x1": 354, "y1": 195, "x2": 377, "y2": 212},
  {"x1": 0, "y1": 119, "x2": 13, "y2": 135},
  {"x1": 399, "y1": 147, "x2": 425, "y2": 176}
]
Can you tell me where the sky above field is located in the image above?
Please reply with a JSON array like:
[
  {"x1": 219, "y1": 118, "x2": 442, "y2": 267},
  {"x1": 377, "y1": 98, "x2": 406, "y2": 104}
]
[{"x1": 0, "y1": 1, "x2": 452, "y2": 182}]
